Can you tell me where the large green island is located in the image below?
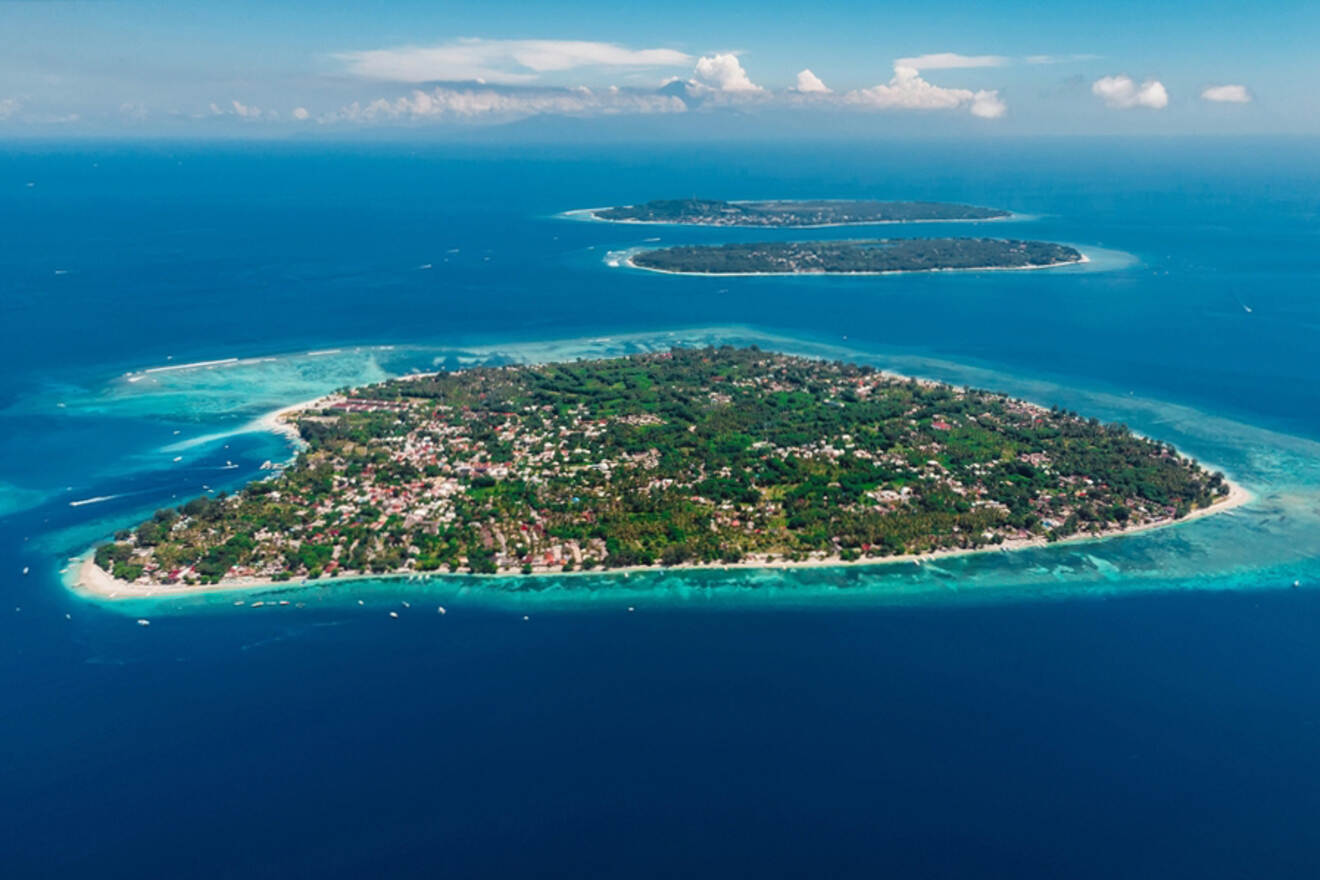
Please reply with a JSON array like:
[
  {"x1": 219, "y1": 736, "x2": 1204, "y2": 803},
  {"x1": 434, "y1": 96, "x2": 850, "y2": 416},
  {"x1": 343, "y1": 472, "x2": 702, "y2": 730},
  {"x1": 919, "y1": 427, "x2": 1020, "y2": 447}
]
[
  {"x1": 630, "y1": 238, "x2": 1084, "y2": 275},
  {"x1": 591, "y1": 199, "x2": 1009, "y2": 227},
  {"x1": 82, "y1": 348, "x2": 1241, "y2": 596}
]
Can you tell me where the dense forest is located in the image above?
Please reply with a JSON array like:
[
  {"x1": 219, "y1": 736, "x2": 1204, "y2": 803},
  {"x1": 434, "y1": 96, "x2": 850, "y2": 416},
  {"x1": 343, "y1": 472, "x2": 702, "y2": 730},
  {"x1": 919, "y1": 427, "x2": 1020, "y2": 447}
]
[
  {"x1": 594, "y1": 199, "x2": 1009, "y2": 226},
  {"x1": 94, "y1": 348, "x2": 1226, "y2": 585},
  {"x1": 632, "y1": 238, "x2": 1082, "y2": 274}
]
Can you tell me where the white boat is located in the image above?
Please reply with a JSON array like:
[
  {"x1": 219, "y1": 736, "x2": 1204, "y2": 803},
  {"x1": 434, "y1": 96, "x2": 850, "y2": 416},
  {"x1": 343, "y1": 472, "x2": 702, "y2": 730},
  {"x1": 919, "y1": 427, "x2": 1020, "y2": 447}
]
[
  {"x1": 136, "y1": 618, "x2": 150, "y2": 627},
  {"x1": 389, "y1": 611, "x2": 399, "y2": 618}
]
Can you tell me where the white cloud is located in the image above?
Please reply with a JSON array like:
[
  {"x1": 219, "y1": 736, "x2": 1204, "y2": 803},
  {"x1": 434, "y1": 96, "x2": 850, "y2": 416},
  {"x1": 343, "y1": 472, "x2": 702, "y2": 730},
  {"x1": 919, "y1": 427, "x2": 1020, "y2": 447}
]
[
  {"x1": 970, "y1": 90, "x2": 1007, "y2": 118},
  {"x1": 793, "y1": 69, "x2": 831, "y2": 93},
  {"x1": 208, "y1": 99, "x2": 272, "y2": 120},
  {"x1": 895, "y1": 53, "x2": 1008, "y2": 70},
  {"x1": 292, "y1": 106, "x2": 311, "y2": 120},
  {"x1": 693, "y1": 53, "x2": 763, "y2": 93},
  {"x1": 330, "y1": 86, "x2": 687, "y2": 123},
  {"x1": 1092, "y1": 75, "x2": 1168, "y2": 109},
  {"x1": 844, "y1": 65, "x2": 1005, "y2": 117},
  {"x1": 338, "y1": 38, "x2": 691, "y2": 85},
  {"x1": 118, "y1": 102, "x2": 148, "y2": 120},
  {"x1": 0, "y1": 98, "x2": 20, "y2": 120},
  {"x1": 1202, "y1": 84, "x2": 1250, "y2": 103}
]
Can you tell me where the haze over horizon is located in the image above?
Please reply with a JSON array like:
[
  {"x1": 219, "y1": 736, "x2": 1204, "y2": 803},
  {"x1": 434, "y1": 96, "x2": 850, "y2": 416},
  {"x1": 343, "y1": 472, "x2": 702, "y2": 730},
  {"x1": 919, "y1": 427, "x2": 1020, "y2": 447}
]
[{"x1": 2, "y1": 0, "x2": 1315, "y2": 138}]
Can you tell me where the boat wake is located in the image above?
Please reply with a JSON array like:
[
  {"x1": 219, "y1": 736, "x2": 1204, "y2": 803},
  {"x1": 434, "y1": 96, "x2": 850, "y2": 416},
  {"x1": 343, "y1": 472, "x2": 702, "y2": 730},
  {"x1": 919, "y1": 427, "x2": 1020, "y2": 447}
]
[{"x1": 69, "y1": 494, "x2": 121, "y2": 507}]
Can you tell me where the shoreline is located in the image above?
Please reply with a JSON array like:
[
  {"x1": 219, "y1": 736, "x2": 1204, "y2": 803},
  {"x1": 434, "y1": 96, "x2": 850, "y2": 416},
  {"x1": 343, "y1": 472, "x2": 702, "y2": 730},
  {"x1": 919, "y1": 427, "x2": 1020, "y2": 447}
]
[
  {"x1": 255, "y1": 393, "x2": 338, "y2": 450},
  {"x1": 621, "y1": 251, "x2": 1090, "y2": 278},
  {"x1": 69, "y1": 479, "x2": 1251, "y2": 603}
]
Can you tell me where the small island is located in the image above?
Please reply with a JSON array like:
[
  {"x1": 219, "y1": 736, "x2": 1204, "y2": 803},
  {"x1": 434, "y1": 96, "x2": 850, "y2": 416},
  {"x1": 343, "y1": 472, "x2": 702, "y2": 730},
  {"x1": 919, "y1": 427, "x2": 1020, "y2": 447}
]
[
  {"x1": 630, "y1": 238, "x2": 1084, "y2": 275},
  {"x1": 591, "y1": 199, "x2": 1009, "y2": 227},
  {"x1": 81, "y1": 348, "x2": 1240, "y2": 596}
]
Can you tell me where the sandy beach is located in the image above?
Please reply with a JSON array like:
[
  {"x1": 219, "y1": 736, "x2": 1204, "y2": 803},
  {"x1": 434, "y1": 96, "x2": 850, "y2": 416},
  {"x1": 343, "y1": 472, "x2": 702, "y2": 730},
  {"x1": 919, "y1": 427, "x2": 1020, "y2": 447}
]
[
  {"x1": 69, "y1": 477, "x2": 1252, "y2": 602},
  {"x1": 255, "y1": 393, "x2": 339, "y2": 448}
]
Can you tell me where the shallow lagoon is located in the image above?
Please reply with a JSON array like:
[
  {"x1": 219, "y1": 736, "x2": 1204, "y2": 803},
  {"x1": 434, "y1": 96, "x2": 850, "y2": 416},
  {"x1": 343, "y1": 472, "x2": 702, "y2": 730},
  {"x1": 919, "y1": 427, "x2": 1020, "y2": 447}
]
[{"x1": 31, "y1": 326, "x2": 1317, "y2": 617}]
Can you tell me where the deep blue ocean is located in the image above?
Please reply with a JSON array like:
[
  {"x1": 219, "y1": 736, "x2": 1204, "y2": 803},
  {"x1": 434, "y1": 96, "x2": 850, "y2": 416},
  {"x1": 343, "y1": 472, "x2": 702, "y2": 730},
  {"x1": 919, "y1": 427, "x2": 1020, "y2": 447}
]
[{"x1": 4, "y1": 138, "x2": 1320, "y2": 877}]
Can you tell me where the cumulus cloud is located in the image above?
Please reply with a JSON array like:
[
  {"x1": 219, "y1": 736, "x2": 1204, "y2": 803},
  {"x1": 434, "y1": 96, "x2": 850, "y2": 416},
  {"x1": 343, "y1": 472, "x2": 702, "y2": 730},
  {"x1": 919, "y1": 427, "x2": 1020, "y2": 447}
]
[
  {"x1": 207, "y1": 49, "x2": 1011, "y2": 128},
  {"x1": 338, "y1": 38, "x2": 691, "y2": 85},
  {"x1": 208, "y1": 99, "x2": 274, "y2": 120},
  {"x1": 1092, "y1": 75, "x2": 1168, "y2": 109},
  {"x1": 0, "y1": 98, "x2": 20, "y2": 120},
  {"x1": 1202, "y1": 84, "x2": 1250, "y2": 103},
  {"x1": 969, "y1": 90, "x2": 1007, "y2": 118},
  {"x1": 895, "y1": 52, "x2": 1008, "y2": 70},
  {"x1": 692, "y1": 53, "x2": 763, "y2": 93},
  {"x1": 844, "y1": 65, "x2": 1004, "y2": 117},
  {"x1": 330, "y1": 85, "x2": 686, "y2": 123},
  {"x1": 793, "y1": 69, "x2": 831, "y2": 93}
]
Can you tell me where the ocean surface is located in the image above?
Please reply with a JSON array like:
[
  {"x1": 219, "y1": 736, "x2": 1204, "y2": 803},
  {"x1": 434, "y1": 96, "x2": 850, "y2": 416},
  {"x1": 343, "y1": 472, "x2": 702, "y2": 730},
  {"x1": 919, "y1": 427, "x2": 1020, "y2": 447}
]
[{"x1": 3, "y1": 138, "x2": 1320, "y2": 877}]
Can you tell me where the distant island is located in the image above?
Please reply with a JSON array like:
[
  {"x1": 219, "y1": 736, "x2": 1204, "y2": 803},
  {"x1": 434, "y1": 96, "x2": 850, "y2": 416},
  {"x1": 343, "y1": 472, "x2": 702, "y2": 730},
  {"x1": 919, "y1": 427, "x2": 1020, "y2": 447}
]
[
  {"x1": 80, "y1": 348, "x2": 1241, "y2": 598},
  {"x1": 591, "y1": 199, "x2": 1010, "y2": 227},
  {"x1": 630, "y1": 238, "x2": 1084, "y2": 275}
]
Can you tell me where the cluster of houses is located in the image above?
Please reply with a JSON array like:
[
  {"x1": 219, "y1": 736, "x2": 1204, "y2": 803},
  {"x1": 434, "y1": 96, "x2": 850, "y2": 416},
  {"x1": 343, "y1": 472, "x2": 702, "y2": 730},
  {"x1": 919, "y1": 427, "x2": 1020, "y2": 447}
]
[{"x1": 108, "y1": 354, "x2": 1193, "y2": 585}]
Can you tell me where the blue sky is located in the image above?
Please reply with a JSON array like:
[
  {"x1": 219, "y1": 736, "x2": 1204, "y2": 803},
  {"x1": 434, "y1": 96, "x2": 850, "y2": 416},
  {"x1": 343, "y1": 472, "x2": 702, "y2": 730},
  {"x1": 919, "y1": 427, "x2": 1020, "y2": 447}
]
[{"x1": 1, "y1": 0, "x2": 1316, "y2": 136}]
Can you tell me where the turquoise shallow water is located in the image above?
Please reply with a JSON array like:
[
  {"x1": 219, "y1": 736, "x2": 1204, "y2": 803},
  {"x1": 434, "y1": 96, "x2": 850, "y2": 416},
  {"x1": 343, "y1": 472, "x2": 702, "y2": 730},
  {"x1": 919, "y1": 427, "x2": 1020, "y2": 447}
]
[
  {"x1": 4, "y1": 139, "x2": 1320, "y2": 877},
  {"x1": 33, "y1": 326, "x2": 1319, "y2": 616}
]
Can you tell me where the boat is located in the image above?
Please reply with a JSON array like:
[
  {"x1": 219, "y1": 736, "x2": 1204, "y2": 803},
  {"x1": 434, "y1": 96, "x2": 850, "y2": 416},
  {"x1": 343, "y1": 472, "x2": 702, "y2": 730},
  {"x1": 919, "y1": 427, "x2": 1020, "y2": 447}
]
[
  {"x1": 22, "y1": 566, "x2": 29, "y2": 575},
  {"x1": 136, "y1": 619, "x2": 150, "y2": 627},
  {"x1": 389, "y1": 611, "x2": 399, "y2": 618}
]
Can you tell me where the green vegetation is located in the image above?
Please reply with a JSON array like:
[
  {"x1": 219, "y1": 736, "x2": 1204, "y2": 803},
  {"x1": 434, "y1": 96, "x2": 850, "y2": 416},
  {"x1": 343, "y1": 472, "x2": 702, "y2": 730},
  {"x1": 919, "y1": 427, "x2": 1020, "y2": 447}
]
[
  {"x1": 93, "y1": 347, "x2": 1228, "y2": 586},
  {"x1": 632, "y1": 238, "x2": 1083, "y2": 275},
  {"x1": 593, "y1": 199, "x2": 1009, "y2": 226}
]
